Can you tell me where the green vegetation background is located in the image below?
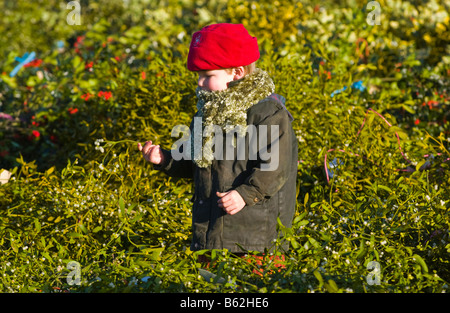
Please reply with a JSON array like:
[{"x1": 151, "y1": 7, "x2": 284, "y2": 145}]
[{"x1": 0, "y1": 0, "x2": 449, "y2": 293}]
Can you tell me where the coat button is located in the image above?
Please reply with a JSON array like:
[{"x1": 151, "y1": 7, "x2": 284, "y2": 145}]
[
  {"x1": 254, "y1": 197, "x2": 259, "y2": 202},
  {"x1": 199, "y1": 200, "x2": 203, "y2": 204}
]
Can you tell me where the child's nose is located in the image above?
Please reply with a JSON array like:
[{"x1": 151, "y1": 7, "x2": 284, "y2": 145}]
[{"x1": 197, "y1": 77, "x2": 204, "y2": 88}]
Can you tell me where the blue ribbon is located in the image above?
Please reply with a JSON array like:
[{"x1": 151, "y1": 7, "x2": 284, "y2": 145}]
[
  {"x1": 331, "y1": 80, "x2": 366, "y2": 97},
  {"x1": 9, "y1": 51, "x2": 36, "y2": 77},
  {"x1": 56, "y1": 40, "x2": 65, "y2": 49},
  {"x1": 327, "y1": 157, "x2": 343, "y2": 179}
]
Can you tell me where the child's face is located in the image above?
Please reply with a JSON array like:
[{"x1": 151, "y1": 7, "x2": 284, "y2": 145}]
[{"x1": 197, "y1": 69, "x2": 235, "y2": 92}]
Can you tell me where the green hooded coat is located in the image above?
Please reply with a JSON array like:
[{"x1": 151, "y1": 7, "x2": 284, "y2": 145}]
[{"x1": 155, "y1": 73, "x2": 298, "y2": 253}]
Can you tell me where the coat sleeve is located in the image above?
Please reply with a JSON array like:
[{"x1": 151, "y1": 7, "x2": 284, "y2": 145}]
[
  {"x1": 234, "y1": 100, "x2": 295, "y2": 206},
  {"x1": 153, "y1": 147, "x2": 194, "y2": 179},
  {"x1": 153, "y1": 113, "x2": 200, "y2": 179}
]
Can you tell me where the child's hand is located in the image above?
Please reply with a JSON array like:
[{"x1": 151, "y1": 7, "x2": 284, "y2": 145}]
[
  {"x1": 216, "y1": 190, "x2": 246, "y2": 215},
  {"x1": 138, "y1": 140, "x2": 165, "y2": 165}
]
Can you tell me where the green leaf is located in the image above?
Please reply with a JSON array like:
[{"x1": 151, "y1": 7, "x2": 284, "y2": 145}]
[
  {"x1": 308, "y1": 236, "x2": 320, "y2": 249},
  {"x1": 401, "y1": 103, "x2": 416, "y2": 114},
  {"x1": 34, "y1": 219, "x2": 41, "y2": 233},
  {"x1": 313, "y1": 270, "x2": 324, "y2": 287},
  {"x1": 161, "y1": 95, "x2": 171, "y2": 102},
  {"x1": 304, "y1": 193, "x2": 309, "y2": 207},
  {"x1": 377, "y1": 185, "x2": 392, "y2": 194},
  {"x1": 290, "y1": 238, "x2": 300, "y2": 249},
  {"x1": 72, "y1": 56, "x2": 84, "y2": 73},
  {"x1": 356, "y1": 240, "x2": 367, "y2": 260},
  {"x1": 116, "y1": 265, "x2": 133, "y2": 273},
  {"x1": 325, "y1": 279, "x2": 339, "y2": 292},
  {"x1": 415, "y1": 160, "x2": 426, "y2": 172},
  {"x1": 11, "y1": 240, "x2": 19, "y2": 253},
  {"x1": 67, "y1": 232, "x2": 84, "y2": 238},
  {"x1": 45, "y1": 166, "x2": 55, "y2": 176},
  {"x1": 412, "y1": 254, "x2": 428, "y2": 273},
  {"x1": 140, "y1": 247, "x2": 164, "y2": 260},
  {"x1": 78, "y1": 223, "x2": 88, "y2": 234},
  {"x1": 118, "y1": 197, "x2": 125, "y2": 217},
  {"x1": 92, "y1": 226, "x2": 102, "y2": 233},
  {"x1": 298, "y1": 220, "x2": 309, "y2": 227}
]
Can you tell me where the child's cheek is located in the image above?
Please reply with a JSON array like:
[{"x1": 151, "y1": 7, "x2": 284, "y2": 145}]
[{"x1": 211, "y1": 78, "x2": 228, "y2": 91}]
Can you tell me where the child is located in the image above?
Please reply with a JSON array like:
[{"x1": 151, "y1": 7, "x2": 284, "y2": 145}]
[{"x1": 138, "y1": 23, "x2": 298, "y2": 259}]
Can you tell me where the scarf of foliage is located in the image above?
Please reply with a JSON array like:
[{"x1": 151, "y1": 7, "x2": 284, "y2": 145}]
[{"x1": 192, "y1": 68, "x2": 275, "y2": 168}]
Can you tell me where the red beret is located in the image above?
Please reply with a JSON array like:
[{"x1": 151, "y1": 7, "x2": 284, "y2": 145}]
[{"x1": 187, "y1": 23, "x2": 260, "y2": 71}]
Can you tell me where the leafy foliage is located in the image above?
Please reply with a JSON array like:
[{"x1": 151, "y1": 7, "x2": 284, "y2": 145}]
[{"x1": 0, "y1": 0, "x2": 449, "y2": 293}]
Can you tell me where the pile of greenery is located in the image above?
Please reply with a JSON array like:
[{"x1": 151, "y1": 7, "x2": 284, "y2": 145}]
[{"x1": 0, "y1": 0, "x2": 449, "y2": 293}]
